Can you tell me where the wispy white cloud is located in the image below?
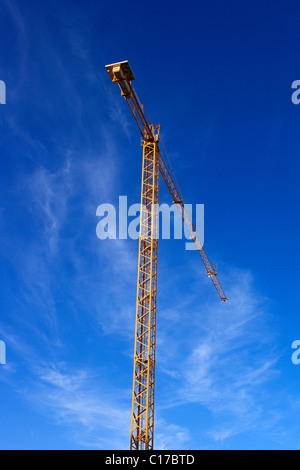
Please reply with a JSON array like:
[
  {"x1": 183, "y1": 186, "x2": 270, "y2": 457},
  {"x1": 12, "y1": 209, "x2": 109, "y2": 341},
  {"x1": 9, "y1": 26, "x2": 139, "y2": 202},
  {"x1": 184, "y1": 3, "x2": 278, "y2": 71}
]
[
  {"x1": 3, "y1": 0, "x2": 28, "y2": 92},
  {"x1": 29, "y1": 362, "x2": 131, "y2": 449},
  {"x1": 155, "y1": 418, "x2": 191, "y2": 450},
  {"x1": 155, "y1": 267, "x2": 283, "y2": 446},
  {"x1": 0, "y1": 134, "x2": 140, "y2": 446},
  {"x1": 24, "y1": 157, "x2": 73, "y2": 253}
]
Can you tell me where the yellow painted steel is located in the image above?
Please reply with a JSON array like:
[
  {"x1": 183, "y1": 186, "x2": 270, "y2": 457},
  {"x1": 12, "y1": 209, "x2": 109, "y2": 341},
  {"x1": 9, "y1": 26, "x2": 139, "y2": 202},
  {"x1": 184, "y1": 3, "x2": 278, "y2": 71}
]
[{"x1": 130, "y1": 135, "x2": 159, "y2": 450}]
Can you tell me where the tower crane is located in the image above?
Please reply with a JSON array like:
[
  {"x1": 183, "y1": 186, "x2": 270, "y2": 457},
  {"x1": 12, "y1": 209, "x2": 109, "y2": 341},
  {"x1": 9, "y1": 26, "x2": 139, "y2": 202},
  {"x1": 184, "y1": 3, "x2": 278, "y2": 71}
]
[{"x1": 105, "y1": 61, "x2": 227, "y2": 451}]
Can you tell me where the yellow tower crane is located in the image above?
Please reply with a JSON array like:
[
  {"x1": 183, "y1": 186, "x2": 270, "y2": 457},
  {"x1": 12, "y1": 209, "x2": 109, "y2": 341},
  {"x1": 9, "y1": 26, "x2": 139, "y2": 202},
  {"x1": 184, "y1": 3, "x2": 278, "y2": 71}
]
[{"x1": 105, "y1": 61, "x2": 228, "y2": 451}]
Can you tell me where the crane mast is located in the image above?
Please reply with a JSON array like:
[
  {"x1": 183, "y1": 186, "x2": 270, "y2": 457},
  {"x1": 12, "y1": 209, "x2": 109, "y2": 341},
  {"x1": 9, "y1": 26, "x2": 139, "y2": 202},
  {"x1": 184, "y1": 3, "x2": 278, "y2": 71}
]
[{"x1": 105, "y1": 61, "x2": 227, "y2": 450}]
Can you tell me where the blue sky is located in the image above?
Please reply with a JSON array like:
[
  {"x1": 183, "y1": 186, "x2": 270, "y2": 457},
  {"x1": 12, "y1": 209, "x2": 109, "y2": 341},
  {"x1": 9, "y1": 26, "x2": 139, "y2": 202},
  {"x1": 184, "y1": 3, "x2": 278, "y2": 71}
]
[{"x1": 0, "y1": 0, "x2": 300, "y2": 450}]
